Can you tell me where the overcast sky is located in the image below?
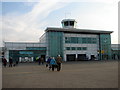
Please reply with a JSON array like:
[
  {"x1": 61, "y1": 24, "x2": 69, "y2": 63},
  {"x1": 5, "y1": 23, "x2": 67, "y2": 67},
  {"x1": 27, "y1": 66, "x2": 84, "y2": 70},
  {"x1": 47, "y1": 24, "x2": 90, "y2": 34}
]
[{"x1": 0, "y1": 0, "x2": 119, "y2": 46}]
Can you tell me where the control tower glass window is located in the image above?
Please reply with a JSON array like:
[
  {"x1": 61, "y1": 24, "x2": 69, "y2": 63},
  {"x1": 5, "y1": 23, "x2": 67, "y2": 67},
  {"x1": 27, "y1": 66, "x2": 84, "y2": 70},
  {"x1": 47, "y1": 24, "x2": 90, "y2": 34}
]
[
  {"x1": 70, "y1": 21, "x2": 74, "y2": 26},
  {"x1": 64, "y1": 21, "x2": 69, "y2": 26}
]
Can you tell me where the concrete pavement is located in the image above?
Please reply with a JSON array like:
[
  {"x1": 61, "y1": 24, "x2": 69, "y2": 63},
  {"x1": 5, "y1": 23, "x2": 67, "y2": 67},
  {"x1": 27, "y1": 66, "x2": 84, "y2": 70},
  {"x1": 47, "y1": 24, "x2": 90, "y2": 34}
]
[{"x1": 2, "y1": 61, "x2": 118, "y2": 88}]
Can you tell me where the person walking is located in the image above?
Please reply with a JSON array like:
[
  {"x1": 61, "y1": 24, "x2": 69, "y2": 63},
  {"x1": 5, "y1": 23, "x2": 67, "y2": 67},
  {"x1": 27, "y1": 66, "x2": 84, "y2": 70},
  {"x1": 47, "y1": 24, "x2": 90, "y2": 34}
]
[
  {"x1": 41, "y1": 57, "x2": 44, "y2": 65},
  {"x1": 9, "y1": 57, "x2": 13, "y2": 67},
  {"x1": 13, "y1": 60, "x2": 16, "y2": 67},
  {"x1": 56, "y1": 55, "x2": 62, "y2": 71},
  {"x1": 37, "y1": 57, "x2": 41, "y2": 65},
  {"x1": 16, "y1": 59, "x2": 19, "y2": 66},
  {"x1": 3, "y1": 57, "x2": 7, "y2": 67},
  {"x1": 46, "y1": 57, "x2": 52, "y2": 70},
  {"x1": 13, "y1": 59, "x2": 19, "y2": 67},
  {"x1": 50, "y1": 57, "x2": 57, "y2": 71}
]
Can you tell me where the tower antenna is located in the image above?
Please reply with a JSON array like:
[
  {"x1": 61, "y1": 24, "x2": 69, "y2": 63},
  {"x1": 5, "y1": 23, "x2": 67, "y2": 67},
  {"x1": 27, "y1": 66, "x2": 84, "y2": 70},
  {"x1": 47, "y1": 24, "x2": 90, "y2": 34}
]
[{"x1": 65, "y1": 12, "x2": 71, "y2": 19}]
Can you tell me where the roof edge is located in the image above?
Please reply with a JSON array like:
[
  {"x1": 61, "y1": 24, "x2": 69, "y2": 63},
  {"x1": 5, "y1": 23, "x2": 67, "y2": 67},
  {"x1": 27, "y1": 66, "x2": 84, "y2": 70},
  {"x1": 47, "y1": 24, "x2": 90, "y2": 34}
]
[{"x1": 45, "y1": 27, "x2": 113, "y2": 34}]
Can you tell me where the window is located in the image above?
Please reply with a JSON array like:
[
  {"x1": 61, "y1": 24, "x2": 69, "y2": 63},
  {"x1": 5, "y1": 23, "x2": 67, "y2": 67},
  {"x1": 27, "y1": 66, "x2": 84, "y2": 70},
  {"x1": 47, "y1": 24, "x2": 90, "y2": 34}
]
[
  {"x1": 82, "y1": 47, "x2": 87, "y2": 50},
  {"x1": 70, "y1": 21, "x2": 74, "y2": 26},
  {"x1": 87, "y1": 38, "x2": 92, "y2": 43},
  {"x1": 66, "y1": 47, "x2": 70, "y2": 50},
  {"x1": 92, "y1": 38, "x2": 97, "y2": 43},
  {"x1": 82, "y1": 38, "x2": 87, "y2": 43},
  {"x1": 71, "y1": 47, "x2": 76, "y2": 50},
  {"x1": 64, "y1": 21, "x2": 69, "y2": 26},
  {"x1": 65, "y1": 37, "x2": 71, "y2": 43},
  {"x1": 65, "y1": 37, "x2": 97, "y2": 44},
  {"x1": 77, "y1": 47, "x2": 82, "y2": 50},
  {"x1": 78, "y1": 37, "x2": 82, "y2": 43},
  {"x1": 66, "y1": 47, "x2": 87, "y2": 51},
  {"x1": 71, "y1": 37, "x2": 78, "y2": 43}
]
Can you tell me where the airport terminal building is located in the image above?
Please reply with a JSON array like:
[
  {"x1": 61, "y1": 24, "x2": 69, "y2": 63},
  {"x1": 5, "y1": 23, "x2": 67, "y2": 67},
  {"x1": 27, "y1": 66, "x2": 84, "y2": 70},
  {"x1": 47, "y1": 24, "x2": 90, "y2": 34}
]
[{"x1": 3, "y1": 19, "x2": 114, "y2": 62}]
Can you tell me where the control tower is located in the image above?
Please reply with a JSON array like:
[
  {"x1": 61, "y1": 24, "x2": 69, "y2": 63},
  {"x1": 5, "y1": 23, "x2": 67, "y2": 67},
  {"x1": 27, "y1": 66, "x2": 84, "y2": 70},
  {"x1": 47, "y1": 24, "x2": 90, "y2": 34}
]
[{"x1": 61, "y1": 19, "x2": 77, "y2": 28}]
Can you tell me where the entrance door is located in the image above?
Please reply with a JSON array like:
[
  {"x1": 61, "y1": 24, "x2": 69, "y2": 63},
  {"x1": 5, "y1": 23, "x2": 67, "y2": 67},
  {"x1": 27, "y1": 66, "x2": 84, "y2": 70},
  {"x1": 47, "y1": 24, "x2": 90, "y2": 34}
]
[
  {"x1": 78, "y1": 54, "x2": 86, "y2": 60},
  {"x1": 66, "y1": 54, "x2": 76, "y2": 61},
  {"x1": 91, "y1": 55, "x2": 95, "y2": 60}
]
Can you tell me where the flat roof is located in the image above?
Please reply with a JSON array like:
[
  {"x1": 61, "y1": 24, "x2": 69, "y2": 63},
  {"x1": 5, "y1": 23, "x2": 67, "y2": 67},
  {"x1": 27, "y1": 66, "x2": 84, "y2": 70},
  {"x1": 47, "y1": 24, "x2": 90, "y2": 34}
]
[
  {"x1": 111, "y1": 44, "x2": 120, "y2": 50},
  {"x1": 4, "y1": 42, "x2": 41, "y2": 44},
  {"x1": 4, "y1": 42, "x2": 46, "y2": 45},
  {"x1": 45, "y1": 27, "x2": 113, "y2": 34}
]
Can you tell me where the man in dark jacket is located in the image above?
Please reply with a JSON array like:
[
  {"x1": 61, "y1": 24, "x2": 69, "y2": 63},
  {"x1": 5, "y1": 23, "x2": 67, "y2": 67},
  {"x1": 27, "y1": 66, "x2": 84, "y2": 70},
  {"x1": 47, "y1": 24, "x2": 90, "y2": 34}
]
[
  {"x1": 9, "y1": 57, "x2": 13, "y2": 67},
  {"x1": 56, "y1": 55, "x2": 62, "y2": 71},
  {"x1": 3, "y1": 58, "x2": 7, "y2": 67}
]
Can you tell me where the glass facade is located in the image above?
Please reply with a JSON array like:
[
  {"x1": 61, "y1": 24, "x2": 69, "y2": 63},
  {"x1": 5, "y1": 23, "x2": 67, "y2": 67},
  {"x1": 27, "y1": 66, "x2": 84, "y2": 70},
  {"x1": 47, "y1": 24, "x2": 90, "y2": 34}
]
[
  {"x1": 65, "y1": 37, "x2": 97, "y2": 44},
  {"x1": 99, "y1": 34, "x2": 111, "y2": 60},
  {"x1": 9, "y1": 50, "x2": 46, "y2": 61},
  {"x1": 47, "y1": 31, "x2": 63, "y2": 58}
]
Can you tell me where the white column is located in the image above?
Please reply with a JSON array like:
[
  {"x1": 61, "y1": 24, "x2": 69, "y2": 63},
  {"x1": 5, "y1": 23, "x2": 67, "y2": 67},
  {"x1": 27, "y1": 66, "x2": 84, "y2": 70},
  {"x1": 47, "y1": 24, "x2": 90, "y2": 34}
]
[
  {"x1": 5, "y1": 51, "x2": 9, "y2": 62},
  {"x1": 76, "y1": 54, "x2": 77, "y2": 60},
  {"x1": 64, "y1": 54, "x2": 66, "y2": 62},
  {"x1": 19, "y1": 57, "x2": 21, "y2": 62},
  {"x1": 31, "y1": 57, "x2": 34, "y2": 62}
]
